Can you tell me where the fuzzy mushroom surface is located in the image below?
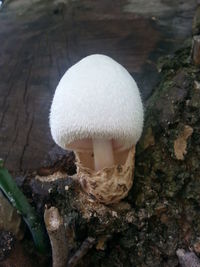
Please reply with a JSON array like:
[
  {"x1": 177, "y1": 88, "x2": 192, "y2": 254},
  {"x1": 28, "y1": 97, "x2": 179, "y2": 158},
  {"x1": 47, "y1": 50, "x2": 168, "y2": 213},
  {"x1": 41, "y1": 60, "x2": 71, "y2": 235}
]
[{"x1": 50, "y1": 54, "x2": 143, "y2": 204}]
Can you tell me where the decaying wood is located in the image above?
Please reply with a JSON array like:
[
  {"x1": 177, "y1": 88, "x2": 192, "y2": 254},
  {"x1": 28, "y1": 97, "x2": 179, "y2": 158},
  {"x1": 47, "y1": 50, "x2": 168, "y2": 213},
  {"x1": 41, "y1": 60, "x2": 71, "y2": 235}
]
[
  {"x1": 68, "y1": 237, "x2": 96, "y2": 267},
  {"x1": 44, "y1": 207, "x2": 68, "y2": 267},
  {"x1": 176, "y1": 249, "x2": 200, "y2": 267},
  {"x1": 192, "y1": 5, "x2": 200, "y2": 35},
  {"x1": 174, "y1": 125, "x2": 193, "y2": 160},
  {"x1": 192, "y1": 35, "x2": 200, "y2": 65},
  {"x1": 0, "y1": 191, "x2": 24, "y2": 240}
]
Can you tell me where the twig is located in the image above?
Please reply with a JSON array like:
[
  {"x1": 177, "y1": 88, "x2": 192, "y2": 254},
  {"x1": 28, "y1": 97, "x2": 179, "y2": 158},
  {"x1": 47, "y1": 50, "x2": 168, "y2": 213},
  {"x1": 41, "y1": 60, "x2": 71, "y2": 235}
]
[
  {"x1": 176, "y1": 249, "x2": 200, "y2": 267},
  {"x1": 67, "y1": 237, "x2": 96, "y2": 267},
  {"x1": 192, "y1": 35, "x2": 200, "y2": 66},
  {"x1": 44, "y1": 207, "x2": 68, "y2": 267}
]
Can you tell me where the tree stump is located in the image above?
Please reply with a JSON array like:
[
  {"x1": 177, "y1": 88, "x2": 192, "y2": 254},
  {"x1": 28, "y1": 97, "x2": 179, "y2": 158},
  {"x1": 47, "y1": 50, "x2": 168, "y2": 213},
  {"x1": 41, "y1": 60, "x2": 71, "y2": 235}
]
[{"x1": 25, "y1": 37, "x2": 200, "y2": 267}]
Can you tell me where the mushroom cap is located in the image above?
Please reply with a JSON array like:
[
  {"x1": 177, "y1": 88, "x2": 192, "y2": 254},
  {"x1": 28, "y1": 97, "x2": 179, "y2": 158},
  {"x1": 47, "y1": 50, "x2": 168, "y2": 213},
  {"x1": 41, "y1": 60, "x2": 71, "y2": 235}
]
[{"x1": 50, "y1": 54, "x2": 143, "y2": 150}]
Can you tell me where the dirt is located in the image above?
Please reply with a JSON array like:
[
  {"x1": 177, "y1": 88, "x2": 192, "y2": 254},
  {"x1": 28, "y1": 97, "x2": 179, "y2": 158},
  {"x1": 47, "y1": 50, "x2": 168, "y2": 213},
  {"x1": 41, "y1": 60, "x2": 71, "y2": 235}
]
[{"x1": 0, "y1": 231, "x2": 15, "y2": 261}]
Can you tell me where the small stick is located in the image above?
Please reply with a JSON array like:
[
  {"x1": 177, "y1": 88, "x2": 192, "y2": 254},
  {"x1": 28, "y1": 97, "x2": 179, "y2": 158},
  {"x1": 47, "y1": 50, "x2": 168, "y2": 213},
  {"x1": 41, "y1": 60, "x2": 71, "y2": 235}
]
[
  {"x1": 176, "y1": 249, "x2": 200, "y2": 267},
  {"x1": 68, "y1": 237, "x2": 96, "y2": 267},
  {"x1": 192, "y1": 35, "x2": 200, "y2": 66},
  {"x1": 44, "y1": 207, "x2": 68, "y2": 267}
]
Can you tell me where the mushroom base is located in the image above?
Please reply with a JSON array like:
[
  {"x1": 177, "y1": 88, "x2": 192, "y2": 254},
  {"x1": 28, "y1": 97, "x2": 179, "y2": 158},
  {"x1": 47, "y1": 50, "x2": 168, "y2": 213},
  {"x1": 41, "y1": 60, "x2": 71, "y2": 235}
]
[{"x1": 75, "y1": 146, "x2": 135, "y2": 204}]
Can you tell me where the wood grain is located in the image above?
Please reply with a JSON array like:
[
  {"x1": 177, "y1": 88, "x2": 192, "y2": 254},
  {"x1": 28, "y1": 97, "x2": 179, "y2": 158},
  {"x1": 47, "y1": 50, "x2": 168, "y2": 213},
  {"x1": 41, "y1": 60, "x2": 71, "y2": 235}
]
[{"x1": 0, "y1": 0, "x2": 196, "y2": 172}]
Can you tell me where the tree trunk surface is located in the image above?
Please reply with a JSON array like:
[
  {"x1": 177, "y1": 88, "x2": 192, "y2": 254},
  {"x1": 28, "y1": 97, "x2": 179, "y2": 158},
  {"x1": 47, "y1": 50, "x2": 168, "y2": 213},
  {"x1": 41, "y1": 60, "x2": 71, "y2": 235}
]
[{"x1": 0, "y1": 0, "x2": 196, "y2": 173}]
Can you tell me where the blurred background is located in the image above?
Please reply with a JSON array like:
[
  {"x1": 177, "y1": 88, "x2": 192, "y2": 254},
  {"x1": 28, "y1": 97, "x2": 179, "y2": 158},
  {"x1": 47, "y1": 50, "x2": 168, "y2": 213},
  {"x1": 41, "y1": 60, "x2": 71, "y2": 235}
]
[{"x1": 0, "y1": 0, "x2": 197, "y2": 172}]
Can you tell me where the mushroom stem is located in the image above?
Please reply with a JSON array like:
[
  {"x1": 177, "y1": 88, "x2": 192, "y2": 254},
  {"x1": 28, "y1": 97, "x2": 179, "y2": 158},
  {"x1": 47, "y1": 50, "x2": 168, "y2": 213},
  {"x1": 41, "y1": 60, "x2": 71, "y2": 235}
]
[{"x1": 93, "y1": 139, "x2": 114, "y2": 171}]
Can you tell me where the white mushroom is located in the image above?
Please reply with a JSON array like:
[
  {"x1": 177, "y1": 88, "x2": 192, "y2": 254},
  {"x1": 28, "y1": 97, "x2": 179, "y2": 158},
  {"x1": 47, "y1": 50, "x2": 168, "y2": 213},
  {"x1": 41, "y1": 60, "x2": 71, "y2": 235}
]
[{"x1": 50, "y1": 54, "x2": 143, "y2": 204}]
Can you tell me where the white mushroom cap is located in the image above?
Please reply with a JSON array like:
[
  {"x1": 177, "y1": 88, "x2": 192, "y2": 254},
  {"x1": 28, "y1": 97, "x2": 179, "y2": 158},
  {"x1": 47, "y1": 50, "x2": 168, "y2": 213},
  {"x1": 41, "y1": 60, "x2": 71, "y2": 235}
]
[{"x1": 50, "y1": 54, "x2": 143, "y2": 151}]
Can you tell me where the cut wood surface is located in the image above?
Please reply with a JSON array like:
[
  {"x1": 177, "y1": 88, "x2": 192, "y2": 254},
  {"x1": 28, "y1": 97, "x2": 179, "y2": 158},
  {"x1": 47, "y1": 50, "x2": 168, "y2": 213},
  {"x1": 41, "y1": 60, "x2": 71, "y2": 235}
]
[{"x1": 0, "y1": 0, "x2": 196, "y2": 172}]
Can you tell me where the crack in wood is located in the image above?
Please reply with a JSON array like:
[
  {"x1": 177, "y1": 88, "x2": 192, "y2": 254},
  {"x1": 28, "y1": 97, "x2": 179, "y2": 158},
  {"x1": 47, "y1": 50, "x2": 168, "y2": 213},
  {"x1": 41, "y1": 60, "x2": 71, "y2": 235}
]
[
  {"x1": 4, "y1": 127, "x2": 19, "y2": 167},
  {"x1": 2, "y1": 45, "x2": 25, "y2": 110},
  {"x1": 0, "y1": 103, "x2": 9, "y2": 128},
  {"x1": 19, "y1": 116, "x2": 34, "y2": 171},
  {"x1": 23, "y1": 60, "x2": 33, "y2": 105}
]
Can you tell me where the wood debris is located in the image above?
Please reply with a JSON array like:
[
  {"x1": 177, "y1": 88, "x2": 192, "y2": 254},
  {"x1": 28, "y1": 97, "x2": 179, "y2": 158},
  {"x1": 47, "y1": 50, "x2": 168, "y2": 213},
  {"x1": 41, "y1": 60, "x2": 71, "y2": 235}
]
[
  {"x1": 68, "y1": 237, "x2": 96, "y2": 267},
  {"x1": 44, "y1": 207, "x2": 68, "y2": 267},
  {"x1": 174, "y1": 125, "x2": 193, "y2": 160},
  {"x1": 176, "y1": 249, "x2": 200, "y2": 267}
]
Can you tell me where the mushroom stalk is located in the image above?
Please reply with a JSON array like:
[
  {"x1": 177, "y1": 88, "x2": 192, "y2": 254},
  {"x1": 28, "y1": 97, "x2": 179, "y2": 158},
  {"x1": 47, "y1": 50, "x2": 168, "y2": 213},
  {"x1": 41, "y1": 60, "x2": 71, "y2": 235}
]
[{"x1": 93, "y1": 139, "x2": 114, "y2": 171}]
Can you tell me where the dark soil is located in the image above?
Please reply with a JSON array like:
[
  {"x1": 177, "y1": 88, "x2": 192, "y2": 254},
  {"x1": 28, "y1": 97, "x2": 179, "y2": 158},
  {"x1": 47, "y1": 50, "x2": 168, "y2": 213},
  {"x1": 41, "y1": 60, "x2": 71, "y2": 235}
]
[{"x1": 0, "y1": 231, "x2": 15, "y2": 261}]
